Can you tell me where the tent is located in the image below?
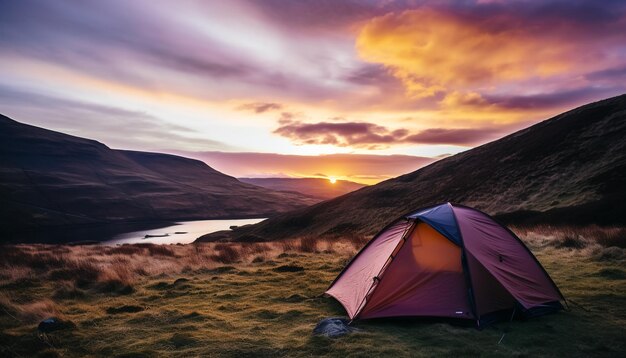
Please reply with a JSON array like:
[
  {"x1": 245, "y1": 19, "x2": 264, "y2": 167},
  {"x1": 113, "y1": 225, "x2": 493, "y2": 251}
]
[{"x1": 326, "y1": 203, "x2": 566, "y2": 326}]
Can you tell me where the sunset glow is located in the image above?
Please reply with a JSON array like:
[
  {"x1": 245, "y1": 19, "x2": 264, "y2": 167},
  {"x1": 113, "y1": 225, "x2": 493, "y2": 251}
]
[
  {"x1": 329, "y1": 177, "x2": 337, "y2": 184},
  {"x1": 1, "y1": 1, "x2": 625, "y2": 183}
]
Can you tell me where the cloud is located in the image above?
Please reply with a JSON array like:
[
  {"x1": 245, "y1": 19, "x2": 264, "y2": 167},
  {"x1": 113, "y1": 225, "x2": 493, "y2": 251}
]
[
  {"x1": 278, "y1": 112, "x2": 300, "y2": 124},
  {"x1": 355, "y1": 3, "x2": 626, "y2": 107},
  {"x1": 242, "y1": 0, "x2": 396, "y2": 33},
  {"x1": 274, "y1": 119, "x2": 504, "y2": 148},
  {"x1": 171, "y1": 150, "x2": 436, "y2": 185},
  {"x1": 0, "y1": 0, "x2": 371, "y2": 106},
  {"x1": 357, "y1": 8, "x2": 569, "y2": 97},
  {"x1": 404, "y1": 128, "x2": 503, "y2": 145},
  {"x1": 236, "y1": 102, "x2": 283, "y2": 113},
  {"x1": 0, "y1": 86, "x2": 229, "y2": 151},
  {"x1": 482, "y1": 87, "x2": 625, "y2": 110},
  {"x1": 1, "y1": 0, "x2": 626, "y2": 158},
  {"x1": 586, "y1": 66, "x2": 626, "y2": 82},
  {"x1": 275, "y1": 121, "x2": 395, "y2": 148}
]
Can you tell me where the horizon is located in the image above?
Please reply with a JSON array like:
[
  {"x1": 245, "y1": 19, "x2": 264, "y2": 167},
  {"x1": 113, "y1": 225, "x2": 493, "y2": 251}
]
[{"x1": 1, "y1": 1, "x2": 626, "y2": 183}]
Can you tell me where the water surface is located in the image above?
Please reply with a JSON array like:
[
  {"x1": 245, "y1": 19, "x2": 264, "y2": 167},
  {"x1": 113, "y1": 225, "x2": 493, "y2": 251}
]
[{"x1": 104, "y1": 218, "x2": 266, "y2": 245}]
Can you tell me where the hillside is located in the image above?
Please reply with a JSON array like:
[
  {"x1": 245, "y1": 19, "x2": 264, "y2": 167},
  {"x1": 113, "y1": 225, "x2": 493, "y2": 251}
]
[
  {"x1": 220, "y1": 94, "x2": 626, "y2": 241},
  {"x1": 1, "y1": 227, "x2": 625, "y2": 357},
  {"x1": 0, "y1": 114, "x2": 317, "y2": 235},
  {"x1": 238, "y1": 177, "x2": 366, "y2": 200}
]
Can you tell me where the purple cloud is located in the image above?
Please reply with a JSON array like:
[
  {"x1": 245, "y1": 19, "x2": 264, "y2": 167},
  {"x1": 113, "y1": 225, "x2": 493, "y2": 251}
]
[
  {"x1": 0, "y1": 86, "x2": 228, "y2": 151},
  {"x1": 483, "y1": 87, "x2": 625, "y2": 110},
  {"x1": 237, "y1": 102, "x2": 284, "y2": 113},
  {"x1": 275, "y1": 120, "x2": 504, "y2": 147}
]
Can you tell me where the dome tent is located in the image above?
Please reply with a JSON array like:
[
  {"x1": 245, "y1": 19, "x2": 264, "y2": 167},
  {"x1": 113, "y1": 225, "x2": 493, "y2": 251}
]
[{"x1": 325, "y1": 203, "x2": 566, "y2": 327}]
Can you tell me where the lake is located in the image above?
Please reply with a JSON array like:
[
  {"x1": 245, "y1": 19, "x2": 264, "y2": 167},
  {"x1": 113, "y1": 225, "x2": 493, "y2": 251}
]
[{"x1": 103, "y1": 218, "x2": 266, "y2": 245}]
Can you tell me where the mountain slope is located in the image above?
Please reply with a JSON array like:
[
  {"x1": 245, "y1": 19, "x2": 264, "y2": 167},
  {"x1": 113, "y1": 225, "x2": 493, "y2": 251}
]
[
  {"x1": 238, "y1": 177, "x2": 366, "y2": 200},
  {"x1": 0, "y1": 114, "x2": 317, "y2": 232},
  {"x1": 223, "y1": 94, "x2": 626, "y2": 241}
]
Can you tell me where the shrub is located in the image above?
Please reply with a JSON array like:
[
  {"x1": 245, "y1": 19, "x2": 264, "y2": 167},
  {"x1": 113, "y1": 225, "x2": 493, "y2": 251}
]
[
  {"x1": 48, "y1": 260, "x2": 100, "y2": 287},
  {"x1": 106, "y1": 245, "x2": 144, "y2": 256},
  {"x1": 52, "y1": 282, "x2": 87, "y2": 300},
  {"x1": 299, "y1": 237, "x2": 319, "y2": 253},
  {"x1": 554, "y1": 233, "x2": 588, "y2": 249},
  {"x1": 0, "y1": 295, "x2": 62, "y2": 323},
  {"x1": 593, "y1": 247, "x2": 626, "y2": 261},
  {"x1": 99, "y1": 261, "x2": 135, "y2": 286},
  {"x1": 279, "y1": 240, "x2": 298, "y2": 252},
  {"x1": 210, "y1": 244, "x2": 241, "y2": 264},
  {"x1": 591, "y1": 227, "x2": 626, "y2": 248},
  {"x1": 135, "y1": 244, "x2": 176, "y2": 257},
  {"x1": 346, "y1": 235, "x2": 369, "y2": 251}
]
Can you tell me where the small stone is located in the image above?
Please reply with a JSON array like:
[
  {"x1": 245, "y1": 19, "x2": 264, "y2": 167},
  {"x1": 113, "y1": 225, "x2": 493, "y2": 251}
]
[
  {"x1": 37, "y1": 317, "x2": 75, "y2": 333},
  {"x1": 313, "y1": 317, "x2": 356, "y2": 338}
]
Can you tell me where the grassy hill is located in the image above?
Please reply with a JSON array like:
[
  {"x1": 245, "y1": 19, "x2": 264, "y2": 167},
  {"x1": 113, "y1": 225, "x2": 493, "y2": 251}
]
[
  {"x1": 0, "y1": 227, "x2": 624, "y2": 357},
  {"x1": 0, "y1": 114, "x2": 317, "y2": 236},
  {"x1": 238, "y1": 177, "x2": 367, "y2": 200},
  {"x1": 224, "y1": 94, "x2": 626, "y2": 241}
]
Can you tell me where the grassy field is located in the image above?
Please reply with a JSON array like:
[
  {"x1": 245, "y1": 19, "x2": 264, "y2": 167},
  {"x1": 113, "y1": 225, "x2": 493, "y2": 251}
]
[{"x1": 1, "y1": 226, "x2": 625, "y2": 357}]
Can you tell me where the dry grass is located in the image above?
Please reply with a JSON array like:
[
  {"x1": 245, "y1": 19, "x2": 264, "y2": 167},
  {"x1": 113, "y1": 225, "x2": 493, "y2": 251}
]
[
  {"x1": 0, "y1": 294, "x2": 61, "y2": 324},
  {"x1": 512, "y1": 224, "x2": 626, "y2": 248},
  {"x1": 299, "y1": 236, "x2": 319, "y2": 253},
  {"x1": 0, "y1": 238, "x2": 360, "y2": 291},
  {"x1": 511, "y1": 224, "x2": 626, "y2": 262},
  {"x1": 0, "y1": 226, "x2": 624, "y2": 357},
  {"x1": 210, "y1": 243, "x2": 244, "y2": 264}
]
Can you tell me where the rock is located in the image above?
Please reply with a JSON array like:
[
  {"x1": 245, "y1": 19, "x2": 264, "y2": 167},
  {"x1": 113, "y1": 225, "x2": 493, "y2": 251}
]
[
  {"x1": 313, "y1": 318, "x2": 356, "y2": 338},
  {"x1": 37, "y1": 317, "x2": 75, "y2": 333}
]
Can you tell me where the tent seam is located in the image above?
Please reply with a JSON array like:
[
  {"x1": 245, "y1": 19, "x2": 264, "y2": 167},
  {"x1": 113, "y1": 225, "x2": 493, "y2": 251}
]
[
  {"x1": 352, "y1": 220, "x2": 416, "y2": 320},
  {"x1": 451, "y1": 203, "x2": 569, "y2": 308},
  {"x1": 449, "y1": 203, "x2": 481, "y2": 326},
  {"x1": 324, "y1": 204, "x2": 438, "y2": 292}
]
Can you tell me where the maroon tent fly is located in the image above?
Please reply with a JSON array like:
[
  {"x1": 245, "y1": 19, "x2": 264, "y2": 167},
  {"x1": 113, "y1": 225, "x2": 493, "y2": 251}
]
[{"x1": 326, "y1": 203, "x2": 565, "y2": 326}]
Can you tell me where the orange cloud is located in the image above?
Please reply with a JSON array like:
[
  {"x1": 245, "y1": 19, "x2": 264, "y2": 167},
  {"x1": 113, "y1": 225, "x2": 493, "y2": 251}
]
[{"x1": 356, "y1": 8, "x2": 574, "y2": 98}]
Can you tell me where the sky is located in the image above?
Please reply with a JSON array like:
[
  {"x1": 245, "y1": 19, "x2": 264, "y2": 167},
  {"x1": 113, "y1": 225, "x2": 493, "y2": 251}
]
[{"x1": 1, "y1": 0, "x2": 625, "y2": 184}]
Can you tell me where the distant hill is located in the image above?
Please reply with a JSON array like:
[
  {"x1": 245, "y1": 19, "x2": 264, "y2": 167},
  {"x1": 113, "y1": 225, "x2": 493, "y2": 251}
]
[
  {"x1": 0, "y1": 114, "x2": 317, "y2": 235},
  {"x1": 214, "y1": 94, "x2": 626, "y2": 242},
  {"x1": 238, "y1": 177, "x2": 366, "y2": 200}
]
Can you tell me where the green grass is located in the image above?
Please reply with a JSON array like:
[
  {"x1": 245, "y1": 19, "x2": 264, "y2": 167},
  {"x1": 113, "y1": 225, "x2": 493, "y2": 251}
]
[{"x1": 1, "y1": 229, "x2": 625, "y2": 357}]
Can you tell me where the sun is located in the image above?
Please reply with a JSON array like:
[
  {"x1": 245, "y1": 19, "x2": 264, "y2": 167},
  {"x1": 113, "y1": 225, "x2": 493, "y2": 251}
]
[{"x1": 329, "y1": 176, "x2": 337, "y2": 184}]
